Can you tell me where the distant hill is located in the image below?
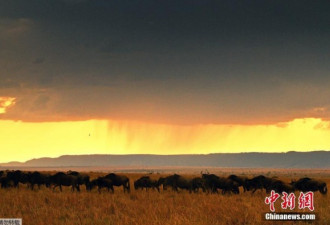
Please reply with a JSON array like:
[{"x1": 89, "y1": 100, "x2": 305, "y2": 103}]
[{"x1": 1, "y1": 151, "x2": 329, "y2": 168}]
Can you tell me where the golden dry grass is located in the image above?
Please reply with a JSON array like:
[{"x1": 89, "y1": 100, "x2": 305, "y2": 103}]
[{"x1": 0, "y1": 169, "x2": 329, "y2": 225}]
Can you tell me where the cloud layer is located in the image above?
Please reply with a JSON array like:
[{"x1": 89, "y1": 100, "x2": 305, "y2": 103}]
[{"x1": 1, "y1": 1, "x2": 330, "y2": 124}]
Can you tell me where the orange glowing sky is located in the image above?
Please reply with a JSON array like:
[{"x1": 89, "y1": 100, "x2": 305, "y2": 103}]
[
  {"x1": 1, "y1": 114, "x2": 330, "y2": 163},
  {"x1": 0, "y1": 97, "x2": 16, "y2": 114}
]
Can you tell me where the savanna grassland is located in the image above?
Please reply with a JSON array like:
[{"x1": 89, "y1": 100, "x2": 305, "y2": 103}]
[{"x1": 0, "y1": 168, "x2": 329, "y2": 225}]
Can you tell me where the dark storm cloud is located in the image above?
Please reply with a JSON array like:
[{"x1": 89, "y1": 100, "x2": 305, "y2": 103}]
[{"x1": 0, "y1": 0, "x2": 330, "y2": 124}]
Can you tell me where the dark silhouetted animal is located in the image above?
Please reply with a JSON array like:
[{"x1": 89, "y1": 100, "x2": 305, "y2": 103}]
[
  {"x1": 0, "y1": 176, "x2": 13, "y2": 188},
  {"x1": 159, "y1": 174, "x2": 193, "y2": 192},
  {"x1": 50, "y1": 172, "x2": 80, "y2": 192},
  {"x1": 160, "y1": 174, "x2": 209, "y2": 193},
  {"x1": 0, "y1": 171, "x2": 9, "y2": 188},
  {"x1": 158, "y1": 177, "x2": 166, "y2": 189},
  {"x1": 28, "y1": 171, "x2": 51, "y2": 190},
  {"x1": 202, "y1": 174, "x2": 219, "y2": 193},
  {"x1": 202, "y1": 174, "x2": 239, "y2": 194},
  {"x1": 6, "y1": 170, "x2": 30, "y2": 188},
  {"x1": 291, "y1": 178, "x2": 327, "y2": 195},
  {"x1": 89, "y1": 177, "x2": 114, "y2": 193},
  {"x1": 191, "y1": 177, "x2": 206, "y2": 193},
  {"x1": 67, "y1": 171, "x2": 90, "y2": 191},
  {"x1": 228, "y1": 175, "x2": 248, "y2": 192},
  {"x1": 104, "y1": 173, "x2": 130, "y2": 193},
  {"x1": 245, "y1": 175, "x2": 273, "y2": 193},
  {"x1": 134, "y1": 176, "x2": 161, "y2": 192},
  {"x1": 265, "y1": 179, "x2": 295, "y2": 193}
]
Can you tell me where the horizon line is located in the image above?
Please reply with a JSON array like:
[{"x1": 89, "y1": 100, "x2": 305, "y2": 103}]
[{"x1": 1, "y1": 150, "x2": 329, "y2": 164}]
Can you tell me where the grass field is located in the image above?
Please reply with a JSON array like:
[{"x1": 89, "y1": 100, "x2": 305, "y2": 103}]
[{"x1": 0, "y1": 169, "x2": 329, "y2": 225}]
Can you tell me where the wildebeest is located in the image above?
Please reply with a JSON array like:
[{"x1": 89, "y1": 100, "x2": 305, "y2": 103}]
[
  {"x1": 202, "y1": 174, "x2": 239, "y2": 194},
  {"x1": 0, "y1": 171, "x2": 13, "y2": 189},
  {"x1": 265, "y1": 179, "x2": 295, "y2": 193},
  {"x1": 245, "y1": 175, "x2": 273, "y2": 193},
  {"x1": 134, "y1": 176, "x2": 161, "y2": 192},
  {"x1": 28, "y1": 171, "x2": 51, "y2": 190},
  {"x1": 0, "y1": 171, "x2": 6, "y2": 188},
  {"x1": 201, "y1": 174, "x2": 219, "y2": 193},
  {"x1": 159, "y1": 174, "x2": 193, "y2": 192},
  {"x1": 0, "y1": 177, "x2": 12, "y2": 188},
  {"x1": 157, "y1": 177, "x2": 166, "y2": 189},
  {"x1": 160, "y1": 174, "x2": 208, "y2": 193},
  {"x1": 291, "y1": 177, "x2": 327, "y2": 195},
  {"x1": 228, "y1": 175, "x2": 249, "y2": 192},
  {"x1": 67, "y1": 171, "x2": 90, "y2": 191},
  {"x1": 89, "y1": 177, "x2": 114, "y2": 193},
  {"x1": 104, "y1": 173, "x2": 130, "y2": 193},
  {"x1": 50, "y1": 172, "x2": 80, "y2": 192},
  {"x1": 191, "y1": 177, "x2": 206, "y2": 193},
  {"x1": 6, "y1": 170, "x2": 30, "y2": 188}
]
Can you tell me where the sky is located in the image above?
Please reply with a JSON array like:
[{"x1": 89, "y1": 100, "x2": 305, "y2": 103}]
[{"x1": 0, "y1": 0, "x2": 330, "y2": 162}]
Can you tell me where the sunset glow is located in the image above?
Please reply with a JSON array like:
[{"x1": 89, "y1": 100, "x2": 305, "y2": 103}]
[
  {"x1": 0, "y1": 97, "x2": 16, "y2": 114},
  {"x1": 1, "y1": 1, "x2": 329, "y2": 165},
  {"x1": 0, "y1": 118, "x2": 329, "y2": 163}
]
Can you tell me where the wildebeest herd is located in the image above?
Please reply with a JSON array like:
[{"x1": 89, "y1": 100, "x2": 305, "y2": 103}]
[{"x1": 0, "y1": 170, "x2": 327, "y2": 195}]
